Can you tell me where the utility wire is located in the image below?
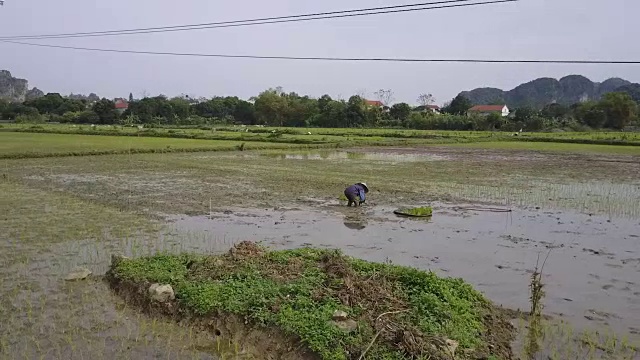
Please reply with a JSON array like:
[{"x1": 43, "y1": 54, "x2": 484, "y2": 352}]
[
  {"x1": 0, "y1": 0, "x2": 516, "y2": 40},
  {"x1": 3, "y1": 40, "x2": 638, "y2": 64}
]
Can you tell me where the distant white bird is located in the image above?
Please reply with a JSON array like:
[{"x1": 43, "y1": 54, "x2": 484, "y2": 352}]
[
  {"x1": 519, "y1": 128, "x2": 523, "y2": 133},
  {"x1": 137, "y1": 125, "x2": 144, "y2": 130},
  {"x1": 307, "y1": 132, "x2": 312, "y2": 135}
]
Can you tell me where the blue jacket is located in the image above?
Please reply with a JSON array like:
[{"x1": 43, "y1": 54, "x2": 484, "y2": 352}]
[{"x1": 345, "y1": 184, "x2": 366, "y2": 202}]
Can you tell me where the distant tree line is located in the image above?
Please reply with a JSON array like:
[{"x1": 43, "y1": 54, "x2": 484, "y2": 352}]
[{"x1": 1, "y1": 87, "x2": 637, "y2": 131}]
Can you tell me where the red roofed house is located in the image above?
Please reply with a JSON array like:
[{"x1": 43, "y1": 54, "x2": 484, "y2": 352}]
[
  {"x1": 364, "y1": 99, "x2": 384, "y2": 107},
  {"x1": 114, "y1": 98, "x2": 129, "y2": 114},
  {"x1": 467, "y1": 104, "x2": 510, "y2": 117}
]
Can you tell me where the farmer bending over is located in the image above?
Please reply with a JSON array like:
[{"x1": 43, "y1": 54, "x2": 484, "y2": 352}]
[{"x1": 344, "y1": 182, "x2": 369, "y2": 207}]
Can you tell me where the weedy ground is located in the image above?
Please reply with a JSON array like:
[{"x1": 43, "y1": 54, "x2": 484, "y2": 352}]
[{"x1": 107, "y1": 241, "x2": 514, "y2": 360}]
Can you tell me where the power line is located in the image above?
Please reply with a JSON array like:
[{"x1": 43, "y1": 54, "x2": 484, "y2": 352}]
[
  {"x1": 3, "y1": 40, "x2": 639, "y2": 64},
  {"x1": 0, "y1": 0, "x2": 516, "y2": 40}
]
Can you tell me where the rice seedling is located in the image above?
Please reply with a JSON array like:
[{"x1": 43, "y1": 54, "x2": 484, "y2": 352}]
[{"x1": 393, "y1": 206, "x2": 433, "y2": 217}]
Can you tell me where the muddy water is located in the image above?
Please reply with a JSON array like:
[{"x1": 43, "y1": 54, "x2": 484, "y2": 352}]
[
  {"x1": 258, "y1": 150, "x2": 448, "y2": 162},
  {"x1": 0, "y1": 233, "x2": 241, "y2": 360},
  {"x1": 167, "y1": 202, "x2": 640, "y2": 338}
]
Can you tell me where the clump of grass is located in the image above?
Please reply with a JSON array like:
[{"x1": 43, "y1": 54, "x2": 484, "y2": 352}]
[
  {"x1": 394, "y1": 206, "x2": 433, "y2": 217},
  {"x1": 108, "y1": 242, "x2": 514, "y2": 360},
  {"x1": 524, "y1": 250, "x2": 551, "y2": 360}
]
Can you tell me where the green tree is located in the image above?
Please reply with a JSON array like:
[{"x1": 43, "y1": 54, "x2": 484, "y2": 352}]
[
  {"x1": 2, "y1": 103, "x2": 40, "y2": 120},
  {"x1": 169, "y1": 97, "x2": 191, "y2": 120},
  {"x1": 484, "y1": 112, "x2": 505, "y2": 130},
  {"x1": 345, "y1": 96, "x2": 367, "y2": 127},
  {"x1": 525, "y1": 115, "x2": 547, "y2": 131},
  {"x1": 312, "y1": 98, "x2": 346, "y2": 128},
  {"x1": 406, "y1": 112, "x2": 431, "y2": 129},
  {"x1": 514, "y1": 107, "x2": 537, "y2": 123},
  {"x1": 56, "y1": 99, "x2": 86, "y2": 115},
  {"x1": 614, "y1": 84, "x2": 640, "y2": 103},
  {"x1": 390, "y1": 103, "x2": 412, "y2": 122},
  {"x1": 599, "y1": 92, "x2": 638, "y2": 129},
  {"x1": 281, "y1": 93, "x2": 318, "y2": 127},
  {"x1": 541, "y1": 103, "x2": 569, "y2": 119},
  {"x1": 92, "y1": 98, "x2": 118, "y2": 124},
  {"x1": 443, "y1": 95, "x2": 472, "y2": 115},
  {"x1": 77, "y1": 111, "x2": 100, "y2": 124},
  {"x1": 24, "y1": 93, "x2": 65, "y2": 114},
  {"x1": 129, "y1": 93, "x2": 134, "y2": 103},
  {"x1": 233, "y1": 100, "x2": 256, "y2": 124},
  {"x1": 253, "y1": 89, "x2": 288, "y2": 126},
  {"x1": 575, "y1": 102, "x2": 607, "y2": 128},
  {"x1": 125, "y1": 96, "x2": 176, "y2": 124},
  {"x1": 0, "y1": 99, "x2": 8, "y2": 118}
]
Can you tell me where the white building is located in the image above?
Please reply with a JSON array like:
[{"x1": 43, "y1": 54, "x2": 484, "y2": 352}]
[{"x1": 468, "y1": 105, "x2": 510, "y2": 117}]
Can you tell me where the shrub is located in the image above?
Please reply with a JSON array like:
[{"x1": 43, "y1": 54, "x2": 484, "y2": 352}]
[{"x1": 15, "y1": 113, "x2": 45, "y2": 123}]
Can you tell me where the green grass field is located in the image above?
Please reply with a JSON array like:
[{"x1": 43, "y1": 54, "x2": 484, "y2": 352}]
[
  {"x1": 4, "y1": 123, "x2": 640, "y2": 143},
  {"x1": 0, "y1": 132, "x2": 322, "y2": 158},
  {"x1": 2, "y1": 124, "x2": 640, "y2": 158}
]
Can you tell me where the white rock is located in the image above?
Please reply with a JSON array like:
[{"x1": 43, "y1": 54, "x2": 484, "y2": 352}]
[
  {"x1": 445, "y1": 339, "x2": 459, "y2": 357},
  {"x1": 331, "y1": 319, "x2": 358, "y2": 333},
  {"x1": 148, "y1": 283, "x2": 175, "y2": 302},
  {"x1": 65, "y1": 267, "x2": 92, "y2": 281},
  {"x1": 332, "y1": 310, "x2": 348, "y2": 321}
]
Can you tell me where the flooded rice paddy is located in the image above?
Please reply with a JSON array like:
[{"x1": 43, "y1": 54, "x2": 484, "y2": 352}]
[{"x1": 1, "y1": 145, "x2": 640, "y2": 359}]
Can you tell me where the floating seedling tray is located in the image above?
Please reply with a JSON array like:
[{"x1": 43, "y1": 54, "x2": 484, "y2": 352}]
[{"x1": 393, "y1": 206, "x2": 433, "y2": 218}]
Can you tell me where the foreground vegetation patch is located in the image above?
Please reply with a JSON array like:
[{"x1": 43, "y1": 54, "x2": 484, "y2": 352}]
[{"x1": 107, "y1": 242, "x2": 514, "y2": 360}]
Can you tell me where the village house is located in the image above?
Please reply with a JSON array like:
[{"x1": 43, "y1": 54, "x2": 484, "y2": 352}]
[
  {"x1": 114, "y1": 98, "x2": 129, "y2": 114},
  {"x1": 467, "y1": 104, "x2": 510, "y2": 117},
  {"x1": 414, "y1": 104, "x2": 441, "y2": 114},
  {"x1": 364, "y1": 99, "x2": 384, "y2": 107}
]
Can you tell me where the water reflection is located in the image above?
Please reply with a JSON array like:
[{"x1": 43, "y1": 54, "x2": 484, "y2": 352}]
[
  {"x1": 261, "y1": 151, "x2": 445, "y2": 162},
  {"x1": 343, "y1": 214, "x2": 368, "y2": 230}
]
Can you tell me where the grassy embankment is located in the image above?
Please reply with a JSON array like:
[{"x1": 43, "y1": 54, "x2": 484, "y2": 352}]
[
  {"x1": 0, "y1": 132, "x2": 328, "y2": 159},
  {"x1": 107, "y1": 241, "x2": 514, "y2": 360},
  {"x1": 4, "y1": 123, "x2": 640, "y2": 146}
]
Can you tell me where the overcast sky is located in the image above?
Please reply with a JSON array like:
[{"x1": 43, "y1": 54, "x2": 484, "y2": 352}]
[{"x1": 1, "y1": 0, "x2": 638, "y2": 105}]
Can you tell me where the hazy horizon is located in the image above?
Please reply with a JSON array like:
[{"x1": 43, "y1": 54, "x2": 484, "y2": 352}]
[{"x1": 1, "y1": 0, "x2": 638, "y2": 106}]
